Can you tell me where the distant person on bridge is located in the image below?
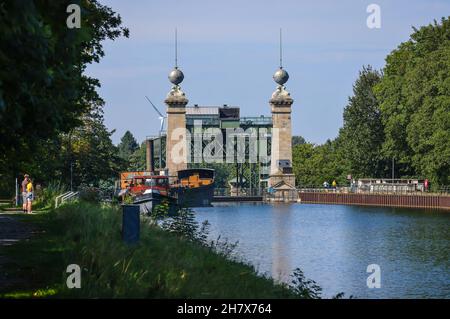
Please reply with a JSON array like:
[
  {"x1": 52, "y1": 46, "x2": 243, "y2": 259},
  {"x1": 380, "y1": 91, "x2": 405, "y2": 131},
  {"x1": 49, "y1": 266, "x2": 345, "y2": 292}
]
[
  {"x1": 21, "y1": 174, "x2": 29, "y2": 213},
  {"x1": 26, "y1": 178, "x2": 34, "y2": 214},
  {"x1": 332, "y1": 180, "x2": 337, "y2": 190}
]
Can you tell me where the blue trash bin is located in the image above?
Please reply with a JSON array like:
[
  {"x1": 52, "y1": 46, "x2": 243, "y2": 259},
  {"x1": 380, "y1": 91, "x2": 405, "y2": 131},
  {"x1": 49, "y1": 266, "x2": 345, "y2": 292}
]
[{"x1": 122, "y1": 204, "x2": 140, "y2": 244}]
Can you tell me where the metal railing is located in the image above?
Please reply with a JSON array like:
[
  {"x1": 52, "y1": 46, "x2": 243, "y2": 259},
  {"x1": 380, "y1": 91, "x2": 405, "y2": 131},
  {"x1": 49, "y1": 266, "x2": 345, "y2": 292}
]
[
  {"x1": 264, "y1": 189, "x2": 299, "y2": 202},
  {"x1": 439, "y1": 185, "x2": 450, "y2": 195},
  {"x1": 55, "y1": 191, "x2": 79, "y2": 208},
  {"x1": 214, "y1": 188, "x2": 264, "y2": 197},
  {"x1": 240, "y1": 117, "x2": 273, "y2": 126},
  {"x1": 213, "y1": 185, "x2": 450, "y2": 198},
  {"x1": 297, "y1": 185, "x2": 450, "y2": 196}
]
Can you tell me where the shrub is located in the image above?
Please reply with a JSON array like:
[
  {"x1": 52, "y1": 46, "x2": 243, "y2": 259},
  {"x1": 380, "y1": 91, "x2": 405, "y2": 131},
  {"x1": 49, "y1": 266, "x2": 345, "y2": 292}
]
[
  {"x1": 78, "y1": 185, "x2": 101, "y2": 203},
  {"x1": 33, "y1": 181, "x2": 67, "y2": 210}
]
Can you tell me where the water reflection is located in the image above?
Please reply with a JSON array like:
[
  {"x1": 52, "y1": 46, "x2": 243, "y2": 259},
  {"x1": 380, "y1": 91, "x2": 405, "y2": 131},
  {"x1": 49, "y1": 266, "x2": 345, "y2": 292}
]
[
  {"x1": 271, "y1": 204, "x2": 292, "y2": 283},
  {"x1": 194, "y1": 203, "x2": 450, "y2": 298}
]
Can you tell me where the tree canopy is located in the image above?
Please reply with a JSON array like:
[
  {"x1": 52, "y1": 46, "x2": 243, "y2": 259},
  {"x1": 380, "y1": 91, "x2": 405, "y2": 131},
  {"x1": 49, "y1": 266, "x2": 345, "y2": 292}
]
[
  {"x1": 292, "y1": 17, "x2": 450, "y2": 189},
  {"x1": 118, "y1": 131, "x2": 139, "y2": 162},
  {"x1": 375, "y1": 17, "x2": 450, "y2": 185},
  {"x1": 338, "y1": 66, "x2": 386, "y2": 179},
  {"x1": 0, "y1": 0, "x2": 128, "y2": 195}
]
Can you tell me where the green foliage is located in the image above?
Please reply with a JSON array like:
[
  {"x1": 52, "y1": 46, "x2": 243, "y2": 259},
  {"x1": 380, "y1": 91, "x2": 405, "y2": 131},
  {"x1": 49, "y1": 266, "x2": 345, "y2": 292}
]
[
  {"x1": 160, "y1": 207, "x2": 210, "y2": 244},
  {"x1": 0, "y1": 0, "x2": 128, "y2": 195},
  {"x1": 289, "y1": 268, "x2": 322, "y2": 299},
  {"x1": 98, "y1": 178, "x2": 116, "y2": 198},
  {"x1": 2, "y1": 202, "x2": 325, "y2": 298},
  {"x1": 293, "y1": 140, "x2": 348, "y2": 187},
  {"x1": 64, "y1": 108, "x2": 126, "y2": 187},
  {"x1": 189, "y1": 162, "x2": 234, "y2": 188},
  {"x1": 78, "y1": 185, "x2": 101, "y2": 203},
  {"x1": 128, "y1": 142, "x2": 147, "y2": 171},
  {"x1": 149, "y1": 198, "x2": 171, "y2": 222},
  {"x1": 292, "y1": 136, "x2": 306, "y2": 147},
  {"x1": 118, "y1": 131, "x2": 139, "y2": 164},
  {"x1": 13, "y1": 107, "x2": 125, "y2": 191},
  {"x1": 338, "y1": 66, "x2": 388, "y2": 179},
  {"x1": 293, "y1": 17, "x2": 450, "y2": 188},
  {"x1": 292, "y1": 68, "x2": 384, "y2": 186},
  {"x1": 33, "y1": 181, "x2": 67, "y2": 210},
  {"x1": 375, "y1": 17, "x2": 450, "y2": 186},
  {"x1": 1, "y1": 203, "x2": 351, "y2": 299}
]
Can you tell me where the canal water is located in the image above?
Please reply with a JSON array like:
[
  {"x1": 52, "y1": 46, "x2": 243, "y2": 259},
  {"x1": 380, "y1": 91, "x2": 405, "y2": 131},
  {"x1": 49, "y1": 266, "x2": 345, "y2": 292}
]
[{"x1": 194, "y1": 203, "x2": 450, "y2": 298}]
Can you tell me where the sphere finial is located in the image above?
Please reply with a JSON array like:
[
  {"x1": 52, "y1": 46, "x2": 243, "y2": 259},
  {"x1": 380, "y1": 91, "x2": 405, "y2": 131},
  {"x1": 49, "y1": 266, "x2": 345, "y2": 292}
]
[
  {"x1": 273, "y1": 67, "x2": 289, "y2": 85},
  {"x1": 169, "y1": 67, "x2": 184, "y2": 85},
  {"x1": 168, "y1": 28, "x2": 184, "y2": 85},
  {"x1": 273, "y1": 29, "x2": 289, "y2": 85}
]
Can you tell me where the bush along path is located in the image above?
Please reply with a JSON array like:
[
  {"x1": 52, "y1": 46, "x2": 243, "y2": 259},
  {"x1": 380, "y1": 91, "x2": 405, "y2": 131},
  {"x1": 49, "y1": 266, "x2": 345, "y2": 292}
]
[{"x1": 0, "y1": 201, "x2": 346, "y2": 299}]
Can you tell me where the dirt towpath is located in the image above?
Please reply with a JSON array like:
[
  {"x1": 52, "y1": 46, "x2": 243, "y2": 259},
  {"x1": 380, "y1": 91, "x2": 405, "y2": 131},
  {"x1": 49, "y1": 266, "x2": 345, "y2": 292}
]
[{"x1": 0, "y1": 212, "x2": 37, "y2": 291}]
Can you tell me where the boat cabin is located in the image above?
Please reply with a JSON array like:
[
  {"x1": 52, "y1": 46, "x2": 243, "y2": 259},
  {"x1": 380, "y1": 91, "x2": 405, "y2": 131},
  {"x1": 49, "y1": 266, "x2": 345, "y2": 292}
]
[
  {"x1": 128, "y1": 175, "x2": 170, "y2": 195},
  {"x1": 177, "y1": 169, "x2": 214, "y2": 188}
]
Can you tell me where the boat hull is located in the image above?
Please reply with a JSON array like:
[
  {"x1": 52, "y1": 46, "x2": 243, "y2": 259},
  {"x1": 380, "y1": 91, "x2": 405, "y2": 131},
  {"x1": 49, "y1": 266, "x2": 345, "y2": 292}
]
[
  {"x1": 133, "y1": 192, "x2": 178, "y2": 215},
  {"x1": 172, "y1": 182, "x2": 215, "y2": 207}
]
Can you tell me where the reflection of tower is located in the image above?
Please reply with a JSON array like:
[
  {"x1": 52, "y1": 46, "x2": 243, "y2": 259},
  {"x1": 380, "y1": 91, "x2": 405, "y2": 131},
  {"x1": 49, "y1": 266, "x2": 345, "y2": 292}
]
[
  {"x1": 269, "y1": 29, "x2": 296, "y2": 188},
  {"x1": 165, "y1": 29, "x2": 188, "y2": 178},
  {"x1": 271, "y1": 204, "x2": 292, "y2": 283}
]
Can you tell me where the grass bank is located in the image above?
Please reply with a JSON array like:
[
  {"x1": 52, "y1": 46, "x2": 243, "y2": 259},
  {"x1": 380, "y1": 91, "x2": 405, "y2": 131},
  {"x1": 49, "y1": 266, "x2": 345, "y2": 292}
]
[{"x1": 0, "y1": 202, "x2": 318, "y2": 298}]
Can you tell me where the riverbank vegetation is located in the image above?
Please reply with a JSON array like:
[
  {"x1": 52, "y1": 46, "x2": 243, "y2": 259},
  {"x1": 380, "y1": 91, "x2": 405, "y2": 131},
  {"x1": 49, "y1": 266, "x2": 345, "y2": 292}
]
[
  {"x1": 293, "y1": 18, "x2": 450, "y2": 189},
  {"x1": 0, "y1": 202, "x2": 327, "y2": 298}
]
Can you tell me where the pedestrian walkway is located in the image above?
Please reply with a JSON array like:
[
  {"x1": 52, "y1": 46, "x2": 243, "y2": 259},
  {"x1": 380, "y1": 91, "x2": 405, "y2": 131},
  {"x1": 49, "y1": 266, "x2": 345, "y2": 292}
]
[{"x1": 0, "y1": 213, "x2": 36, "y2": 292}]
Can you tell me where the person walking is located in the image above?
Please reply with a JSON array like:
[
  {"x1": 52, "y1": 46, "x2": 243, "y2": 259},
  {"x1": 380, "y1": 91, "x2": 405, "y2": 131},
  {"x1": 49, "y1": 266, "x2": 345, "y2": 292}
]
[
  {"x1": 26, "y1": 178, "x2": 34, "y2": 214},
  {"x1": 21, "y1": 174, "x2": 29, "y2": 213},
  {"x1": 332, "y1": 180, "x2": 337, "y2": 190}
]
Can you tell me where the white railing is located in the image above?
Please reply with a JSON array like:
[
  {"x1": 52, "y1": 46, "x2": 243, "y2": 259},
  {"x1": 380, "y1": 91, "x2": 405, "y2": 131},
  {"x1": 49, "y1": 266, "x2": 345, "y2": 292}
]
[{"x1": 55, "y1": 191, "x2": 79, "y2": 208}]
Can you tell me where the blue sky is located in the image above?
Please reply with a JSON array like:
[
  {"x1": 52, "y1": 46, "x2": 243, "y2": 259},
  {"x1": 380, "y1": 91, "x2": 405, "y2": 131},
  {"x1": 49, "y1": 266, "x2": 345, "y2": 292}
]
[{"x1": 86, "y1": 0, "x2": 450, "y2": 145}]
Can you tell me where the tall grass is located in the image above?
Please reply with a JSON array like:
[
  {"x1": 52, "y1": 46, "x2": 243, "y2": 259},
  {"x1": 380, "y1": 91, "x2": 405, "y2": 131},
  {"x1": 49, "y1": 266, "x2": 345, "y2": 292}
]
[
  {"x1": 46, "y1": 201, "x2": 317, "y2": 298},
  {"x1": 1, "y1": 199, "x2": 350, "y2": 298},
  {"x1": 33, "y1": 181, "x2": 67, "y2": 210}
]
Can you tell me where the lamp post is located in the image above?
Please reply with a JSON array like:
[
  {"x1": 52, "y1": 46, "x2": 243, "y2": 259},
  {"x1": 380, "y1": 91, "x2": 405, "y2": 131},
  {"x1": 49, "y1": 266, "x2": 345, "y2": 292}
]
[
  {"x1": 392, "y1": 157, "x2": 395, "y2": 180},
  {"x1": 70, "y1": 162, "x2": 73, "y2": 192},
  {"x1": 15, "y1": 177, "x2": 18, "y2": 207}
]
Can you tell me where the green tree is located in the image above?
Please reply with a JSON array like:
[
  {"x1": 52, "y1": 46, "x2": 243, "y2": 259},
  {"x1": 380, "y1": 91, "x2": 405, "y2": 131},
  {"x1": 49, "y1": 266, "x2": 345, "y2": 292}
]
[
  {"x1": 117, "y1": 130, "x2": 139, "y2": 163},
  {"x1": 375, "y1": 17, "x2": 450, "y2": 186},
  {"x1": 18, "y1": 103, "x2": 125, "y2": 189},
  {"x1": 293, "y1": 140, "x2": 348, "y2": 187},
  {"x1": 292, "y1": 143, "x2": 316, "y2": 186},
  {"x1": 129, "y1": 141, "x2": 147, "y2": 171},
  {"x1": 0, "y1": 0, "x2": 128, "y2": 195},
  {"x1": 292, "y1": 136, "x2": 306, "y2": 147},
  {"x1": 63, "y1": 105, "x2": 125, "y2": 187},
  {"x1": 338, "y1": 66, "x2": 387, "y2": 178},
  {"x1": 189, "y1": 162, "x2": 234, "y2": 189}
]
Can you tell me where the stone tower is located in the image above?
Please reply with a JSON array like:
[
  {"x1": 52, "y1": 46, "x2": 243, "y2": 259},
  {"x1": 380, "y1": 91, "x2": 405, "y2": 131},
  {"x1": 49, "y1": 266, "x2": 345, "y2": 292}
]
[
  {"x1": 164, "y1": 29, "x2": 189, "y2": 179},
  {"x1": 165, "y1": 66, "x2": 188, "y2": 179},
  {"x1": 269, "y1": 66, "x2": 296, "y2": 188}
]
